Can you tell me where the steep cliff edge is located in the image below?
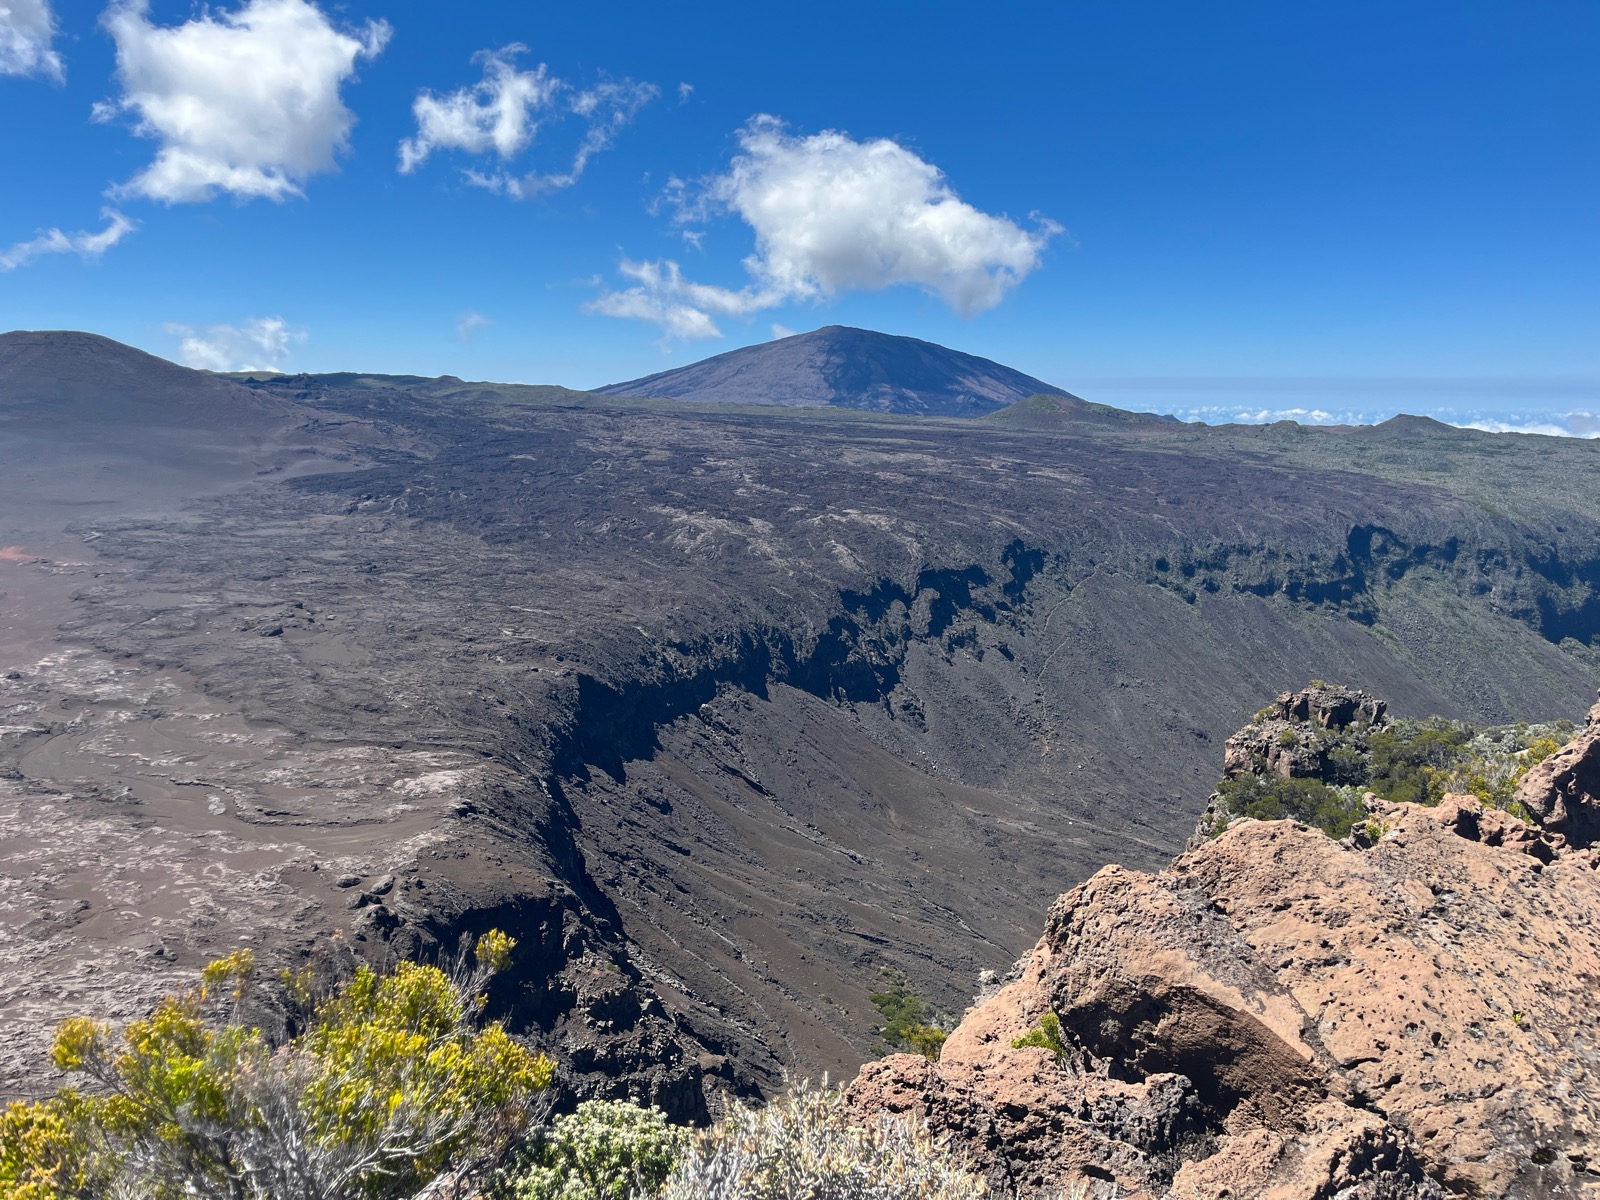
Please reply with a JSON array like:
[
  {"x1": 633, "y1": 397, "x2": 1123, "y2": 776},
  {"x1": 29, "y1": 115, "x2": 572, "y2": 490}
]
[{"x1": 849, "y1": 700, "x2": 1600, "y2": 1198}]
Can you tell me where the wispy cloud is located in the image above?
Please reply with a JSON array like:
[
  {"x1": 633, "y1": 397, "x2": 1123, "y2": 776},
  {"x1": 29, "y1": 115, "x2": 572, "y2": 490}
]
[
  {"x1": 456, "y1": 311, "x2": 491, "y2": 342},
  {"x1": 585, "y1": 257, "x2": 786, "y2": 342},
  {"x1": 164, "y1": 316, "x2": 306, "y2": 371},
  {"x1": 97, "y1": 0, "x2": 389, "y2": 203},
  {"x1": 0, "y1": 210, "x2": 135, "y2": 271},
  {"x1": 590, "y1": 115, "x2": 1058, "y2": 340},
  {"x1": 0, "y1": 0, "x2": 63, "y2": 79},
  {"x1": 400, "y1": 46, "x2": 656, "y2": 197}
]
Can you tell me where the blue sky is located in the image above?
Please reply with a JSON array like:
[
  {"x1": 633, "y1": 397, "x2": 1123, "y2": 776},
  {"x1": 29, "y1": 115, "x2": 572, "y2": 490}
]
[{"x1": 2, "y1": 0, "x2": 1596, "y2": 431}]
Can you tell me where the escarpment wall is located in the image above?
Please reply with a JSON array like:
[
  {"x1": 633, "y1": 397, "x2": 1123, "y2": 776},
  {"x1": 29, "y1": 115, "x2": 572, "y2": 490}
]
[{"x1": 5, "y1": 386, "x2": 1600, "y2": 1112}]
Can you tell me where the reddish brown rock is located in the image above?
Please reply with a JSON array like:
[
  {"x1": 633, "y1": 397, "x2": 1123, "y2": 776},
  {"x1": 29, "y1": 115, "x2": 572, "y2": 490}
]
[
  {"x1": 1515, "y1": 692, "x2": 1600, "y2": 848},
  {"x1": 849, "y1": 793, "x2": 1600, "y2": 1198}
]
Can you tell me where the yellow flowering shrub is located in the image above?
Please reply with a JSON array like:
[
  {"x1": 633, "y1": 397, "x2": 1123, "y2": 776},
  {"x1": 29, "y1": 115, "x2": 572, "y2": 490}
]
[{"x1": 0, "y1": 931, "x2": 552, "y2": 1200}]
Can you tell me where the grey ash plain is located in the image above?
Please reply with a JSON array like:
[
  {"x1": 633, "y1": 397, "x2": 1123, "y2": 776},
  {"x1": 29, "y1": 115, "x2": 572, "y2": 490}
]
[{"x1": 2, "y1": 328, "x2": 1599, "y2": 1118}]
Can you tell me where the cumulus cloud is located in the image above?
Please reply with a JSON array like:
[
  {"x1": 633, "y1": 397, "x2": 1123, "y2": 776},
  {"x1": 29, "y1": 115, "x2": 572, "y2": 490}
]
[
  {"x1": 400, "y1": 46, "x2": 656, "y2": 196},
  {"x1": 0, "y1": 210, "x2": 135, "y2": 271},
  {"x1": 456, "y1": 311, "x2": 490, "y2": 342},
  {"x1": 97, "y1": 0, "x2": 389, "y2": 203},
  {"x1": 165, "y1": 316, "x2": 305, "y2": 371},
  {"x1": 591, "y1": 116, "x2": 1059, "y2": 339},
  {"x1": 0, "y1": 0, "x2": 62, "y2": 79},
  {"x1": 400, "y1": 47, "x2": 556, "y2": 173}
]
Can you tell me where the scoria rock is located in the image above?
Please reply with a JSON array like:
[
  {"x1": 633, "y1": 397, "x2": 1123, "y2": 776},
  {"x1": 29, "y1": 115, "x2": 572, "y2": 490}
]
[{"x1": 849, "y1": 792, "x2": 1600, "y2": 1198}]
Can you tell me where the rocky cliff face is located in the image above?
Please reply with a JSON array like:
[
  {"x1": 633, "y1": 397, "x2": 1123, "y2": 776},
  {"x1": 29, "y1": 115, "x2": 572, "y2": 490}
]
[{"x1": 849, "y1": 705, "x2": 1600, "y2": 1198}]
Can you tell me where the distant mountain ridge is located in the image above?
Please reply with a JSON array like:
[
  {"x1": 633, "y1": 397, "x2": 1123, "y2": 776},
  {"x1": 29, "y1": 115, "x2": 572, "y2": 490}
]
[
  {"x1": 0, "y1": 329, "x2": 298, "y2": 431},
  {"x1": 598, "y1": 325, "x2": 1079, "y2": 418}
]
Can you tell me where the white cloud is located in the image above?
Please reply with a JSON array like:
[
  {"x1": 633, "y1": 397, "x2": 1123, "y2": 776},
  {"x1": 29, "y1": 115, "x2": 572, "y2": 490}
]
[
  {"x1": 0, "y1": 210, "x2": 135, "y2": 271},
  {"x1": 771, "y1": 323, "x2": 796, "y2": 340},
  {"x1": 97, "y1": 0, "x2": 389, "y2": 203},
  {"x1": 677, "y1": 81, "x2": 693, "y2": 101},
  {"x1": 456, "y1": 311, "x2": 490, "y2": 342},
  {"x1": 1457, "y1": 415, "x2": 1600, "y2": 439},
  {"x1": 165, "y1": 316, "x2": 305, "y2": 371},
  {"x1": 400, "y1": 47, "x2": 656, "y2": 196},
  {"x1": 1154, "y1": 402, "x2": 1600, "y2": 438},
  {"x1": 399, "y1": 46, "x2": 556, "y2": 173},
  {"x1": 583, "y1": 257, "x2": 784, "y2": 341},
  {"x1": 591, "y1": 116, "x2": 1058, "y2": 339},
  {"x1": 0, "y1": 0, "x2": 62, "y2": 79}
]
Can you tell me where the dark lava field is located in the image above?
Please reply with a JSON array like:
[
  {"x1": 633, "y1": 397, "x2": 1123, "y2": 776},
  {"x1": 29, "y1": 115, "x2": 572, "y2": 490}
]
[{"x1": 3, "y1": 329, "x2": 1599, "y2": 1117}]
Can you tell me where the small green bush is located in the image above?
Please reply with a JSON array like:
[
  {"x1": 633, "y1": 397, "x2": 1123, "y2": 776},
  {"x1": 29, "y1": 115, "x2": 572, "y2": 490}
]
[
  {"x1": 1215, "y1": 774, "x2": 1365, "y2": 839},
  {"x1": 1011, "y1": 1011, "x2": 1067, "y2": 1062},
  {"x1": 1365, "y1": 719, "x2": 1473, "y2": 805},
  {"x1": 869, "y1": 978, "x2": 924, "y2": 1042},
  {"x1": 903, "y1": 1024, "x2": 947, "y2": 1061},
  {"x1": 496, "y1": 1099, "x2": 688, "y2": 1200},
  {"x1": 870, "y1": 974, "x2": 948, "y2": 1059},
  {"x1": 656, "y1": 1081, "x2": 986, "y2": 1200}
]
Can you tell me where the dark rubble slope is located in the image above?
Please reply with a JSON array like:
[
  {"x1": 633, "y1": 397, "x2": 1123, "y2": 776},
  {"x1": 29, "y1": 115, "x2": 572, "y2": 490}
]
[{"x1": 2, "y1": 333, "x2": 1599, "y2": 1119}]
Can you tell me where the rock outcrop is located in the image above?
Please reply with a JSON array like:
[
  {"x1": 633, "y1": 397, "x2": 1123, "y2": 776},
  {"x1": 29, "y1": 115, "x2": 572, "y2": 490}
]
[
  {"x1": 1515, "y1": 691, "x2": 1600, "y2": 848},
  {"x1": 849, "y1": 788, "x2": 1600, "y2": 1197},
  {"x1": 1222, "y1": 683, "x2": 1388, "y2": 782}
]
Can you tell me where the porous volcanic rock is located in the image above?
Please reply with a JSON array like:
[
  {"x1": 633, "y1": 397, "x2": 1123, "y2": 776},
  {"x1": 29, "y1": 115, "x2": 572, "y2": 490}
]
[
  {"x1": 1515, "y1": 690, "x2": 1600, "y2": 848},
  {"x1": 849, "y1": 792, "x2": 1600, "y2": 1198}
]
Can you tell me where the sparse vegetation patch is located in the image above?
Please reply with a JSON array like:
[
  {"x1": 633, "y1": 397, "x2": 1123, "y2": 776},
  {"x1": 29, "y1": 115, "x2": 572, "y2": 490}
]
[
  {"x1": 870, "y1": 972, "x2": 949, "y2": 1060},
  {"x1": 1207, "y1": 683, "x2": 1577, "y2": 839}
]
